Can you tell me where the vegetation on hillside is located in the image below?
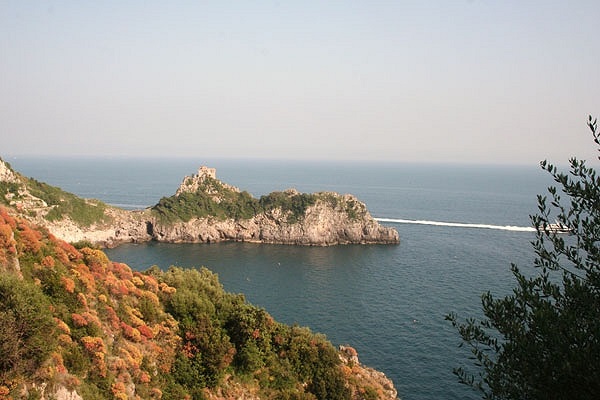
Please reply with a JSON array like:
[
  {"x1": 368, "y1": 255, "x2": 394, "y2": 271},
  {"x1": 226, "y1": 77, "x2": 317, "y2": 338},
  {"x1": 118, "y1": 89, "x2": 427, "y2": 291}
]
[
  {"x1": 0, "y1": 162, "x2": 109, "y2": 227},
  {"x1": 447, "y1": 116, "x2": 600, "y2": 399},
  {"x1": 26, "y1": 178, "x2": 109, "y2": 226},
  {"x1": 0, "y1": 207, "x2": 385, "y2": 399},
  {"x1": 152, "y1": 177, "x2": 260, "y2": 222},
  {"x1": 151, "y1": 176, "x2": 344, "y2": 224}
]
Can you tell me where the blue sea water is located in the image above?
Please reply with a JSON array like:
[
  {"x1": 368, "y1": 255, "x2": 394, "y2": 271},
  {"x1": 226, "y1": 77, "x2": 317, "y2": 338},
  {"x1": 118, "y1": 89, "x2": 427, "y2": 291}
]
[{"x1": 7, "y1": 156, "x2": 554, "y2": 400}]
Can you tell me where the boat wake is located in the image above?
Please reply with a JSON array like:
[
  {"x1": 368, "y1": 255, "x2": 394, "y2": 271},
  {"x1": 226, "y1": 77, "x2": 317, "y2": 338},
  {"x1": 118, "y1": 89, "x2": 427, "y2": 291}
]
[{"x1": 374, "y1": 218, "x2": 536, "y2": 232}]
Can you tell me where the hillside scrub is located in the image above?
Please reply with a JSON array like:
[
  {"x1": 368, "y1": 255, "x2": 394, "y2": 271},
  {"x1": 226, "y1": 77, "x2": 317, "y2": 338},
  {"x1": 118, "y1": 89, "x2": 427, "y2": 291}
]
[
  {"x1": 0, "y1": 207, "x2": 387, "y2": 399},
  {"x1": 26, "y1": 178, "x2": 108, "y2": 226}
]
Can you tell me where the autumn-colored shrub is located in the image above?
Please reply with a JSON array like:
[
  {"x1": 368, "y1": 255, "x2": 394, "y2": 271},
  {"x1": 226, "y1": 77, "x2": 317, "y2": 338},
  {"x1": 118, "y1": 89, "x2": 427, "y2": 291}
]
[
  {"x1": 61, "y1": 276, "x2": 75, "y2": 293},
  {"x1": 0, "y1": 223, "x2": 16, "y2": 262},
  {"x1": 138, "y1": 324, "x2": 154, "y2": 339},
  {"x1": 80, "y1": 336, "x2": 107, "y2": 377},
  {"x1": 71, "y1": 313, "x2": 88, "y2": 327},
  {"x1": 0, "y1": 213, "x2": 359, "y2": 400},
  {"x1": 120, "y1": 322, "x2": 142, "y2": 342},
  {"x1": 41, "y1": 255, "x2": 55, "y2": 267},
  {"x1": 16, "y1": 223, "x2": 43, "y2": 254}
]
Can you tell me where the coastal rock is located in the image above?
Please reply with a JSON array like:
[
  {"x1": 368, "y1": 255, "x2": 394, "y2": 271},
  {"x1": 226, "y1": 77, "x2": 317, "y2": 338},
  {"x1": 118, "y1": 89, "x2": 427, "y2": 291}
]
[
  {"x1": 43, "y1": 208, "x2": 153, "y2": 248},
  {"x1": 176, "y1": 165, "x2": 240, "y2": 198},
  {"x1": 339, "y1": 345, "x2": 400, "y2": 400},
  {"x1": 147, "y1": 191, "x2": 399, "y2": 246},
  {"x1": 0, "y1": 158, "x2": 18, "y2": 183},
  {"x1": 1, "y1": 162, "x2": 399, "y2": 247}
]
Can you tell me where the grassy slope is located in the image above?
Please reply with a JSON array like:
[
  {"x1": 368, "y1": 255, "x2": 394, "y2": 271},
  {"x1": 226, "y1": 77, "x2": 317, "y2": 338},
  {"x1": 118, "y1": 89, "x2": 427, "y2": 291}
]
[{"x1": 0, "y1": 161, "x2": 109, "y2": 227}]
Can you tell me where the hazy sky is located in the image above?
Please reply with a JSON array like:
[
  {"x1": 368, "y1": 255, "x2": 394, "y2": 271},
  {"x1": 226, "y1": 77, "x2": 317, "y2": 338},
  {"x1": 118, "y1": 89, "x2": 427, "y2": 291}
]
[{"x1": 2, "y1": 1, "x2": 599, "y2": 164}]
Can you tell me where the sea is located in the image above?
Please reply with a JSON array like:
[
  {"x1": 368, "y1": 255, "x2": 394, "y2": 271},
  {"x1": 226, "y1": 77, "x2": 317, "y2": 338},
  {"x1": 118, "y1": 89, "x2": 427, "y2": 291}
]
[{"x1": 6, "y1": 156, "x2": 556, "y2": 400}]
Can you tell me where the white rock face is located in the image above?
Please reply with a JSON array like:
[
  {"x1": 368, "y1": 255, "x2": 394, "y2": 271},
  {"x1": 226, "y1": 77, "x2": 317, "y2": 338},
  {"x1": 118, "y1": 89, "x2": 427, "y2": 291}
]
[
  {"x1": 43, "y1": 208, "x2": 153, "y2": 248},
  {"x1": 148, "y1": 193, "x2": 399, "y2": 246},
  {"x1": 0, "y1": 159, "x2": 18, "y2": 183}
]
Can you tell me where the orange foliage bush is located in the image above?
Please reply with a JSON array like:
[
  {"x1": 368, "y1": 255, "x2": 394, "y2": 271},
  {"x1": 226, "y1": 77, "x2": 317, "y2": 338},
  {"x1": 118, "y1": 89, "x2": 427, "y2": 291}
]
[
  {"x1": 61, "y1": 276, "x2": 75, "y2": 293},
  {"x1": 120, "y1": 322, "x2": 142, "y2": 342},
  {"x1": 52, "y1": 238, "x2": 81, "y2": 262},
  {"x1": 71, "y1": 313, "x2": 88, "y2": 327},
  {"x1": 58, "y1": 334, "x2": 72, "y2": 345},
  {"x1": 119, "y1": 342, "x2": 143, "y2": 370},
  {"x1": 80, "y1": 248, "x2": 109, "y2": 274},
  {"x1": 0, "y1": 223, "x2": 16, "y2": 253},
  {"x1": 51, "y1": 352, "x2": 67, "y2": 374},
  {"x1": 17, "y1": 223, "x2": 43, "y2": 253},
  {"x1": 81, "y1": 336, "x2": 105, "y2": 354},
  {"x1": 131, "y1": 276, "x2": 144, "y2": 287},
  {"x1": 137, "y1": 325, "x2": 154, "y2": 339},
  {"x1": 77, "y1": 292, "x2": 88, "y2": 309},
  {"x1": 81, "y1": 311, "x2": 101, "y2": 329},
  {"x1": 80, "y1": 336, "x2": 107, "y2": 377},
  {"x1": 41, "y1": 255, "x2": 55, "y2": 267},
  {"x1": 0, "y1": 207, "x2": 17, "y2": 228},
  {"x1": 104, "y1": 305, "x2": 121, "y2": 331},
  {"x1": 111, "y1": 382, "x2": 128, "y2": 400},
  {"x1": 124, "y1": 306, "x2": 145, "y2": 327},
  {"x1": 139, "y1": 371, "x2": 151, "y2": 384},
  {"x1": 0, "y1": 223, "x2": 16, "y2": 265},
  {"x1": 141, "y1": 274, "x2": 159, "y2": 293},
  {"x1": 54, "y1": 318, "x2": 71, "y2": 335},
  {"x1": 158, "y1": 282, "x2": 176, "y2": 295},
  {"x1": 73, "y1": 263, "x2": 96, "y2": 292},
  {"x1": 112, "y1": 262, "x2": 133, "y2": 281}
]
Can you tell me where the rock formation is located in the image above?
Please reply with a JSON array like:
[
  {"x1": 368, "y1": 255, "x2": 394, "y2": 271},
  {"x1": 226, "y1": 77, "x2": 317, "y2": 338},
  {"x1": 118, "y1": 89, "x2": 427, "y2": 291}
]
[
  {"x1": 0, "y1": 159, "x2": 399, "y2": 247},
  {"x1": 0, "y1": 159, "x2": 18, "y2": 183},
  {"x1": 339, "y1": 345, "x2": 399, "y2": 400}
]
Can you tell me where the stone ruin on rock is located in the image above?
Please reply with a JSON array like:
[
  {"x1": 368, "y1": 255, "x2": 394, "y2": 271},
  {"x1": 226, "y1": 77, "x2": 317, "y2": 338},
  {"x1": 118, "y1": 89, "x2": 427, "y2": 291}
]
[{"x1": 175, "y1": 166, "x2": 240, "y2": 197}]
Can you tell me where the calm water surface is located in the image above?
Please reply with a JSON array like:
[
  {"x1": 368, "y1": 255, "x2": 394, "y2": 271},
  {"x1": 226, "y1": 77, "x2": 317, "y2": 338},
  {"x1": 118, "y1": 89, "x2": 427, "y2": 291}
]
[{"x1": 8, "y1": 156, "x2": 552, "y2": 400}]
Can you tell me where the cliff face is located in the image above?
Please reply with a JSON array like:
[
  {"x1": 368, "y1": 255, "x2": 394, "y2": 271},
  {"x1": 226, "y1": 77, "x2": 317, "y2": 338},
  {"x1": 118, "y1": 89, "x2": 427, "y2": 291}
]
[
  {"x1": 0, "y1": 160, "x2": 399, "y2": 247},
  {"x1": 149, "y1": 194, "x2": 399, "y2": 245}
]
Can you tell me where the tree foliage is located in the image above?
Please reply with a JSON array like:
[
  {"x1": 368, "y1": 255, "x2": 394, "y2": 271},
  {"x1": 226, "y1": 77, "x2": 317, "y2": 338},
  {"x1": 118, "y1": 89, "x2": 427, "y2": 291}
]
[{"x1": 447, "y1": 116, "x2": 600, "y2": 399}]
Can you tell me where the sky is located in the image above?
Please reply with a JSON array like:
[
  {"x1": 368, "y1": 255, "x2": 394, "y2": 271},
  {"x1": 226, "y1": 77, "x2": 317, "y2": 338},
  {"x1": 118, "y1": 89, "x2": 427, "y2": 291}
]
[{"x1": 1, "y1": 1, "x2": 599, "y2": 165}]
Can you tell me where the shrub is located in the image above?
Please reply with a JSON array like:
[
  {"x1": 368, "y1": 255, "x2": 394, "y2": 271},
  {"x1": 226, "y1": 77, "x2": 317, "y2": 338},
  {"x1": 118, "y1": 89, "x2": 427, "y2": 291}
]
[{"x1": 0, "y1": 274, "x2": 58, "y2": 383}]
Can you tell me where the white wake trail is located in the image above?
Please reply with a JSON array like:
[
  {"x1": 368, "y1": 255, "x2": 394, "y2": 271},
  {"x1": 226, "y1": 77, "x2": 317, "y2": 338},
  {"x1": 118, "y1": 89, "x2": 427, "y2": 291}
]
[{"x1": 374, "y1": 218, "x2": 536, "y2": 232}]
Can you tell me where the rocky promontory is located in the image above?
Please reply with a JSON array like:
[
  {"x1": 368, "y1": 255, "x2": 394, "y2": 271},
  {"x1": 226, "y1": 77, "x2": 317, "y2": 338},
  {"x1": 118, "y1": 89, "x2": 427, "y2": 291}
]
[{"x1": 0, "y1": 159, "x2": 399, "y2": 247}]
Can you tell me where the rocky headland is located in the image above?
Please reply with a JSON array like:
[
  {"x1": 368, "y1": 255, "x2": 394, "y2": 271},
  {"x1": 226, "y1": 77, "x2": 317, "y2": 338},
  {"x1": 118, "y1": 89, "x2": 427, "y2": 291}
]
[{"x1": 0, "y1": 160, "x2": 399, "y2": 248}]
